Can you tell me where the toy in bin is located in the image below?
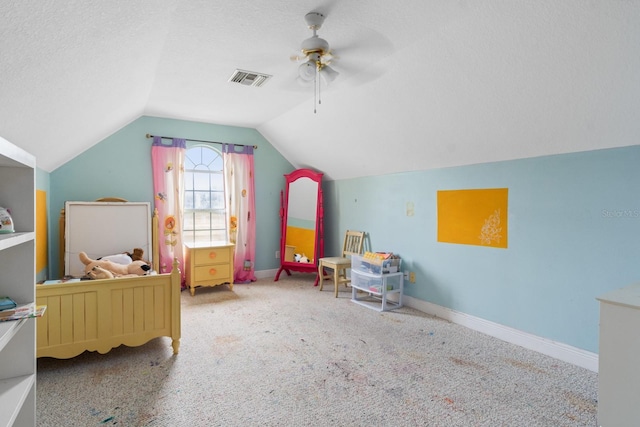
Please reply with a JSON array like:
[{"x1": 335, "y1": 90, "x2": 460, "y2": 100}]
[
  {"x1": 0, "y1": 207, "x2": 15, "y2": 234},
  {"x1": 369, "y1": 284, "x2": 394, "y2": 293},
  {"x1": 361, "y1": 251, "x2": 402, "y2": 274}
]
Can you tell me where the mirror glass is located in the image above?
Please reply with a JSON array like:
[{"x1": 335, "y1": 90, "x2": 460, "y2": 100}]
[{"x1": 284, "y1": 177, "x2": 318, "y2": 263}]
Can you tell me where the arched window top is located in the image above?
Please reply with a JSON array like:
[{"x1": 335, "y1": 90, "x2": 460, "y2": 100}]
[{"x1": 185, "y1": 145, "x2": 223, "y2": 172}]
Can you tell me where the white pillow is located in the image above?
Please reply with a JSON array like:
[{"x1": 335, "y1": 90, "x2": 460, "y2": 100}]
[{"x1": 100, "y1": 253, "x2": 133, "y2": 265}]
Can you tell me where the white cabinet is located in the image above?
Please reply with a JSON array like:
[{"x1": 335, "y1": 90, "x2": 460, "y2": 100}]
[
  {"x1": 0, "y1": 136, "x2": 36, "y2": 426},
  {"x1": 596, "y1": 284, "x2": 640, "y2": 427},
  {"x1": 350, "y1": 254, "x2": 403, "y2": 312}
]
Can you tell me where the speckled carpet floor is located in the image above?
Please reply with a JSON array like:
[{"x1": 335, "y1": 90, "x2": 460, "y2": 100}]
[{"x1": 36, "y1": 274, "x2": 598, "y2": 426}]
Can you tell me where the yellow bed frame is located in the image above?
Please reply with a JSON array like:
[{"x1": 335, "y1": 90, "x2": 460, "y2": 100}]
[{"x1": 36, "y1": 200, "x2": 181, "y2": 359}]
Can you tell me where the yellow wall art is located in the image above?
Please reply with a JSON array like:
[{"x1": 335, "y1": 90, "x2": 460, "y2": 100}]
[
  {"x1": 36, "y1": 190, "x2": 48, "y2": 272},
  {"x1": 437, "y1": 188, "x2": 508, "y2": 248}
]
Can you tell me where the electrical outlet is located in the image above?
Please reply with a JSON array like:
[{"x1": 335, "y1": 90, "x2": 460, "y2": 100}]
[
  {"x1": 409, "y1": 272, "x2": 416, "y2": 283},
  {"x1": 275, "y1": 250, "x2": 280, "y2": 259},
  {"x1": 406, "y1": 201, "x2": 415, "y2": 216}
]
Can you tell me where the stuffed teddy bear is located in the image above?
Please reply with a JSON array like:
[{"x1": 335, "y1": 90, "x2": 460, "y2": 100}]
[
  {"x1": 86, "y1": 265, "x2": 117, "y2": 280},
  {"x1": 120, "y1": 247, "x2": 147, "y2": 263},
  {"x1": 128, "y1": 248, "x2": 145, "y2": 262},
  {"x1": 79, "y1": 251, "x2": 151, "y2": 279}
]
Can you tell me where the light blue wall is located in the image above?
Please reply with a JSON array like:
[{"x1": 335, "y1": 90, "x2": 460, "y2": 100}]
[
  {"x1": 39, "y1": 115, "x2": 639, "y2": 354},
  {"x1": 48, "y1": 115, "x2": 293, "y2": 278},
  {"x1": 323, "y1": 145, "x2": 640, "y2": 353}
]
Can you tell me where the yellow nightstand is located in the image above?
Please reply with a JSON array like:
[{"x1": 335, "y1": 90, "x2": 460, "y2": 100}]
[{"x1": 184, "y1": 242, "x2": 235, "y2": 296}]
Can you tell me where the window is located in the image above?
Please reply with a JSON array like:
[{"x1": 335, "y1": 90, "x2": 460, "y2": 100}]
[{"x1": 183, "y1": 145, "x2": 227, "y2": 243}]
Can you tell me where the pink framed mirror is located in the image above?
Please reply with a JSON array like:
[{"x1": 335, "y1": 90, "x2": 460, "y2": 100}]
[{"x1": 274, "y1": 168, "x2": 324, "y2": 283}]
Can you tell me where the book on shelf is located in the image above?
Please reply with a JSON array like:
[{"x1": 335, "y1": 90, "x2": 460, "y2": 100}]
[
  {"x1": 0, "y1": 295, "x2": 17, "y2": 311},
  {"x1": 0, "y1": 308, "x2": 16, "y2": 318},
  {"x1": 0, "y1": 302, "x2": 46, "y2": 322}
]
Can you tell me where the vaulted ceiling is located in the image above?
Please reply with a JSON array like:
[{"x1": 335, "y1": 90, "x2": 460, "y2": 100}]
[{"x1": 1, "y1": 1, "x2": 638, "y2": 179}]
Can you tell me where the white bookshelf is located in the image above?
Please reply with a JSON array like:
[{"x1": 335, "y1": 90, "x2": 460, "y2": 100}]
[{"x1": 0, "y1": 136, "x2": 36, "y2": 426}]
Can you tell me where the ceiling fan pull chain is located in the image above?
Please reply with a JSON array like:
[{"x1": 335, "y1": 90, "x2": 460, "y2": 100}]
[
  {"x1": 318, "y1": 66, "x2": 322, "y2": 106},
  {"x1": 314, "y1": 66, "x2": 317, "y2": 114}
]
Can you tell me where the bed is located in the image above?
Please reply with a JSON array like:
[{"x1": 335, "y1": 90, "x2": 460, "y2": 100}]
[{"x1": 36, "y1": 198, "x2": 181, "y2": 359}]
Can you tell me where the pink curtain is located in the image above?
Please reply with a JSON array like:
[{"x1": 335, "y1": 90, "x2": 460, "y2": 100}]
[
  {"x1": 152, "y1": 136, "x2": 186, "y2": 286},
  {"x1": 223, "y1": 143, "x2": 257, "y2": 283}
]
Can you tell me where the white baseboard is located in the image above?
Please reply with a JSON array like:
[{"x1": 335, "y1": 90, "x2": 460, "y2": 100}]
[
  {"x1": 402, "y1": 295, "x2": 599, "y2": 373},
  {"x1": 255, "y1": 269, "x2": 278, "y2": 280}
]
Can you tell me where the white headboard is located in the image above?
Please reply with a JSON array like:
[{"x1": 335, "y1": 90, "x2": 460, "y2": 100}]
[{"x1": 64, "y1": 201, "x2": 153, "y2": 277}]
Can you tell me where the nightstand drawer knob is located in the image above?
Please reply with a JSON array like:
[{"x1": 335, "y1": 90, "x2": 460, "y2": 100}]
[
  {"x1": 209, "y1": 268, "x2": 217, "y2": 276},
  {"x1": 209, "y1": 252, "x2": 217, "y2": 259}
]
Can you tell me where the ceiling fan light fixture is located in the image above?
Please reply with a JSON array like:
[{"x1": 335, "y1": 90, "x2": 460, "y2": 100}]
[
  {"x1": 298, "y1": 61, "x2": 316, "y2": 82},
  {"x1": 320, "y1": 65, "x2": 339, "y2": 85}
]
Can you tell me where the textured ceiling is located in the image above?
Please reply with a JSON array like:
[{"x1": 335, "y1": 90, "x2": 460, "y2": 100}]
[{"x1": 1, "y1": 1, "x2": 639, "y2": 179}]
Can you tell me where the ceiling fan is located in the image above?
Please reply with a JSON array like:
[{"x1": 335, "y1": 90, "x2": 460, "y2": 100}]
[
  {"x1": 291, "y1": 12, "x2": 339, "y2": 85},
  {"x1": 291, "y1": 11, "x2": 340, "y2": 111}
]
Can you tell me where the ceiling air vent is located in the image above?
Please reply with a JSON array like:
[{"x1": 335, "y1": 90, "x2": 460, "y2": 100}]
[{"x1": 228, "y1": 69, "x2": 272, "y2": 87}]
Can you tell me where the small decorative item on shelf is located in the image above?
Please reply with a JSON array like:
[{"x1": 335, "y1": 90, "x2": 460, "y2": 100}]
[{"x1": 0, "y1": 207, "x2": 15, "y2": 234}]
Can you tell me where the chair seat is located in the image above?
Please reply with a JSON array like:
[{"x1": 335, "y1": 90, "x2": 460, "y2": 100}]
[{"x1": 318, "y1": 257, "x2": 350, "y2": 268}]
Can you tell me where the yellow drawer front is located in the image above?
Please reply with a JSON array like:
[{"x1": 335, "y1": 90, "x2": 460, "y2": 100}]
[
  {"x1": 194, "y1": 264, "x2": 231, "y2": 282},
  {"x1": 194, "y1": 248, "x2": 230, "y2": 265}
]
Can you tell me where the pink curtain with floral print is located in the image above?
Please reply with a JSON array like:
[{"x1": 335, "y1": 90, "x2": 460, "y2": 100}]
[
  {"x1": 223, "y1": 143, "x2": 257, "y2": 283},
  {"x1": 152, "y1": 136, "x2": 186, "y2": 287}
]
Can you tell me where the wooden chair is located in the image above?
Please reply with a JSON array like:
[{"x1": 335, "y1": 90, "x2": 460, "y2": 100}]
[{"x1": 317, "y1": 230, "x2": 365, "y2": 297}]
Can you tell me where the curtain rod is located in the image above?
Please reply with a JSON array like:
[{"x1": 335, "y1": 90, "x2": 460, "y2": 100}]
[{"x1": 145, "y1": 133, "x2": 257, "y2": 149}]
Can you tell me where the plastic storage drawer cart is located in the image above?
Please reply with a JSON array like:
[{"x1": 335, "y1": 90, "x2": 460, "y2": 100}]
[{"x1": 350, "y1": 254, "x2": 403, "y2": 312}]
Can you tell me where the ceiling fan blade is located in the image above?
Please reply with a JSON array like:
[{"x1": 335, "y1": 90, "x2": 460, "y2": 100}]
[
  {"x1": 330, "y1": 56, "x2": 390, "y2": 87},
  {"x1": 290, "y1": 53, "x2": 308, "y2": 62},
  {"x1": 296, "y1": 76, "x2": 314, "y2": 87},
  {"x1": 277, "y1": 69, "x2": 314, "y2": 92},
  {"x1": 330, "y1": 27, "x2": 395, "y2": 62},
  {"x1": 304, "y1": 27, "x2": 395, "y2": 87},
  {"x1": 320, "y1": 51, "x2": 337, "y2": 65}
]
